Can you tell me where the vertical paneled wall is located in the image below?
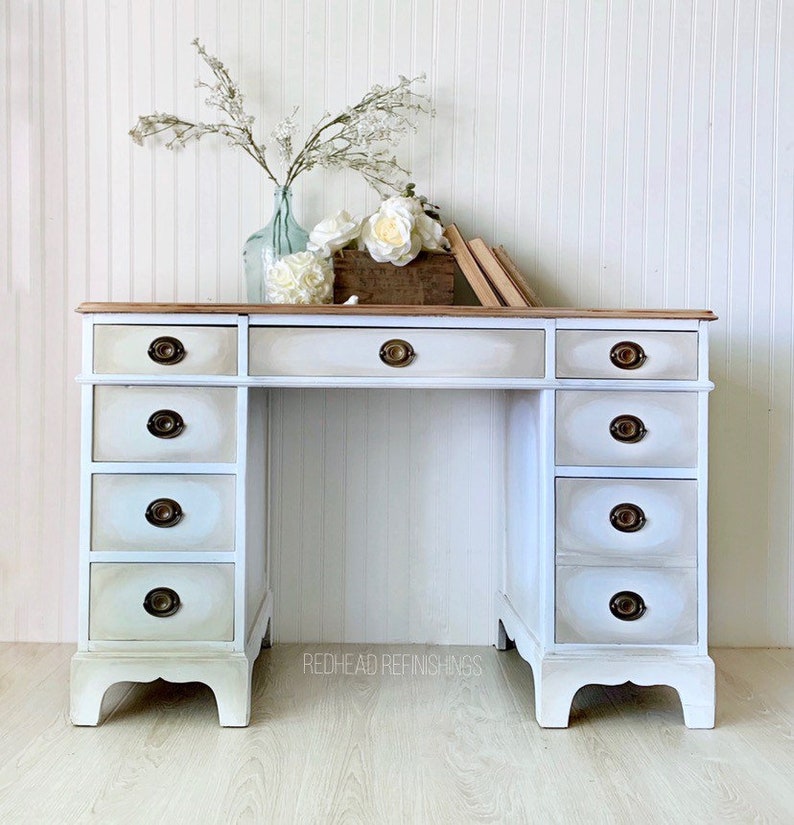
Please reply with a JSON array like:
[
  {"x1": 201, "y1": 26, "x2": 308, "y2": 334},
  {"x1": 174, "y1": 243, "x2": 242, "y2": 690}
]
[{"x1": 1, "y1": 0, "x2": 792, "y2": 645}]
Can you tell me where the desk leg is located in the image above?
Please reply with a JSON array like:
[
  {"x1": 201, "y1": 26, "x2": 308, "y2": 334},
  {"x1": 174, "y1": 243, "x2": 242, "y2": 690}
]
[
  {"x1": 70, "y1": 651, "x2": 261, "y2": 727},
  {"x1": 495, "y1": 592, "x2": 715, "y2": 729}
]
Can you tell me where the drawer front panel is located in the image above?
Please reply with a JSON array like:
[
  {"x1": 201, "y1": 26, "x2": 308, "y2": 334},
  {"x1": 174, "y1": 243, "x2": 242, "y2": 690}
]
[
  {"x1": 91, "y1": 475, "x2": 236, "y2": 552},
  {"x1": 556, "y1": 478, "x2": 697, "y2": 566},
  {"x1": 556, "y1": 330, "x2": 698, "y2": 380},
  {"x1": 555, "y1": 566, "x2": 697, "y2": 645},
  {"x1": 249, "y1": 327, "x2": 545, "y2": 378},
  {"x1": 555, "y1": 390, "x2": 698, "y2": 467},
  {"x1": 93, "y1": 325, "x2": 237, "y2": 375},
  {"x1": 93, "y1": 386, "x2": 237, "y2": 462},
  {"x1": 89, "y1": 563, "x2": 234, "y2": 641}
]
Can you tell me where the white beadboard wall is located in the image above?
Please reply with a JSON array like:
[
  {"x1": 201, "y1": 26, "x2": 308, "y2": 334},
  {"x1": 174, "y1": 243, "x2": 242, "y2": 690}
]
[{"x1": 1, "y1": 0, "x2": 792, "y2": 646}]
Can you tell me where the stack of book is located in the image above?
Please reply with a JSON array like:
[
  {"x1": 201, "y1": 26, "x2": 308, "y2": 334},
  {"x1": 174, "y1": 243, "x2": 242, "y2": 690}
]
[{"x1": 445, "y1": 224, "x2": 543, "y2": 308}]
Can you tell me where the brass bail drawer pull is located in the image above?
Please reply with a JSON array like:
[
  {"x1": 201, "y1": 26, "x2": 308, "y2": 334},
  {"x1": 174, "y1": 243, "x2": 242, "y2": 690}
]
[
  {"x1": 143, "y1": 587, "x2": 181, "y2": 618},
  {"x1": 148, "y1": 335, "x2": 186, "y2": 365},
  {"x1": 145, "y1": 498, "x2": 183, "y2": 528},
  {"x1": 609, "y1": 591, "x2": 646, "y2": 621},
  {"x1": 610, "y1": 340, "x2": 646, "y2": 370},
  {"x1": 609, "y1": 414, "x2": 647, "y2": 443},
  {"x1": 146, "y1": 409, "x2": 185, "y2": 439},
  {"x1": 379, "y1": 339, "x2": 416, "y2": 368},
  {"x1": 609, "y1": 503, "x2": 646, "y2": 533}
]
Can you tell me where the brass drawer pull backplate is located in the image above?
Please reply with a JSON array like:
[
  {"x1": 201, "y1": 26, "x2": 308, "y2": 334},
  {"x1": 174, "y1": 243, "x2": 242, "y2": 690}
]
[
  {"x1": 146, "y1": 409, "x2": 185, "y2": 439},
  {"x1": 609, "y1": 340, "x2": 647, "y2": 370},
  {"x1": 148, "y1": 336, "x2": 186, "y2": 366},
  {"x1": 379, "y1": 339, "x2": 416, "y2": 368},
  {"x1": 609, "y1": 414, "x2": 647, "y2": 444},
  {"x1": 142, "y1": 587, "x2": 181, "y2": 618},
  {"x1": 145, "y1": 498, "x2": 183, "y2": 528},
  {"x1": 609, "y1": 591, "x2": 647, "y2": 621},
  {"x1": 609, "y1": 503, "x2": 646, "y2": 533}
]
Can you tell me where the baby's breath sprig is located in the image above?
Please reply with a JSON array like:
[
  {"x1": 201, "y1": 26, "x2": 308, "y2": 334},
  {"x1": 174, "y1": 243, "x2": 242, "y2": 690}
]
[{"x1": 129, "y1": 39, "x2": 431, "y2": 195}]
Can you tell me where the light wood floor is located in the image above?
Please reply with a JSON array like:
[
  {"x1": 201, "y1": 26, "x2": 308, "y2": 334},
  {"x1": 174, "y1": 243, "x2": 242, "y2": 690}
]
[{"x1": 0, "y1": 644, "x2": 792, "y2": 824}]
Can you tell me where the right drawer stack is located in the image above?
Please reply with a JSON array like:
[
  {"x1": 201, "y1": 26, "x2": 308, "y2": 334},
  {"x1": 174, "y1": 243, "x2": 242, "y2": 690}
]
[{"x1": 554, "y1": 330, "x2": 700, "y2": 646}]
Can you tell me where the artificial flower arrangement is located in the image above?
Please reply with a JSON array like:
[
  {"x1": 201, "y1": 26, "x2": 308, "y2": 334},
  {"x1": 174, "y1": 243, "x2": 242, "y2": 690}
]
[
  {"x1": 266, "y1": 186, "x2": 448, "y2": 305},
  {"x1": 129, "y1": 39, "x2": 448, "y2": 305},
  {"x1": 265, "y1": 184, "x2": 449, "y2": 304},
  {"x1": 130, "y1": 39, "x2": 429, "y2": 196},
  {"x1": 252, "y1": 189, "x2": 450, "y2": 304}
]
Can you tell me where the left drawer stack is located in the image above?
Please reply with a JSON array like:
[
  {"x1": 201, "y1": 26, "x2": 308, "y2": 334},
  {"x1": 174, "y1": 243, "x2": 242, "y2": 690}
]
[{"x1": 85, "y1": 325, "x2": 238, "y2": 646}]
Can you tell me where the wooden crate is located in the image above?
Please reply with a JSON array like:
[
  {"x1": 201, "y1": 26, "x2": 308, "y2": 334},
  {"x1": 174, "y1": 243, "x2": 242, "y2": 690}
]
[{"x1": 332, "y1": 249, "x2": 455, "y2": 305}]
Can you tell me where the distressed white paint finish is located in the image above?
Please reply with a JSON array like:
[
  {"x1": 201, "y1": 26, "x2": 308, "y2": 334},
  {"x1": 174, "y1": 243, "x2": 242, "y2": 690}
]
[
  {"x1": 556, "y1": 330, "x2": 698, "y2": 380},
  {"x1": 556, "y1": 390, "x2": 699, "y2": 468},
  {"x1": 249, "y1": 327, "x2": 545, "y2": 378},
  {"x1": 93, "y1": 386, "x2": 237, "y2": 462},
  {"x1": 555, "y1": 478, "x2": 698, "y2": 566},
  {"x1": 244, "y1": 389, "x2": 269, "y2": 641},
  {"x1": 88, "y1": 563, "x2": 235, "y2": 642},
  {"x1": 554, "y1": 566, "x2": 698, "y2": 646},
  {"x1": 91, "y1": 474, "x2": 236, "y2": 552},
  {"x1": 77, "y1": 311, "x2": 711, "y2": 726},
  {"x1": 1, "y1": 0, "x2": 793, "y2": 646},
  {"x1": 504, "y1": 391, "x2": 545, "y2": 639},
  {"x1": 93, "y1": 325, "x2": 237, "y2": 375},
  {"x1": 70, "y1": 649, "x2": 256, "y2": 726}
]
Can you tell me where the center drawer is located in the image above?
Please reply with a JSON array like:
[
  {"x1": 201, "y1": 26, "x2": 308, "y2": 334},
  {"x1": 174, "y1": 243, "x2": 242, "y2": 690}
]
[
  {"x1": 89, "y1": 563, "x2": 234, "y2": 641},
  {"x1": 91, "y1": 474, "x2": 236, "y2": 551},
  {"x1": 93, "y1": 386, "x2": 237, "y2": 462},
  {"x1": 249, "y1": 327, "x2": 545, "y2": 378}
]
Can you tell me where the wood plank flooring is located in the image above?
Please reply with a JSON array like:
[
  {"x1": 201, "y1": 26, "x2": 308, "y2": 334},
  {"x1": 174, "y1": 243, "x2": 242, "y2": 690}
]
[{"x1": 0, "y1": 645, "x2": 791, "y2": 824}]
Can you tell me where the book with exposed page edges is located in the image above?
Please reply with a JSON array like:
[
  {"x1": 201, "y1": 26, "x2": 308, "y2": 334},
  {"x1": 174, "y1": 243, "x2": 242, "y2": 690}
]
[
  {"x1": 444, "y1": 224, "x2": 502, "y2": 307},
  {"x1": 468, "y1": 238, "x2": 530, "y2": 307},
  {"x1": 491, "y1": 245, "x2": 544, "y2": 307}
]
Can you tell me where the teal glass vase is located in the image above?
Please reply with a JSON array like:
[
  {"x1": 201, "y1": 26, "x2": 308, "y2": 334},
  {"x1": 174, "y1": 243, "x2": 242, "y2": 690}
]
[{"x1": 243, "y1": 186, "x2": 310, "y2": 302}]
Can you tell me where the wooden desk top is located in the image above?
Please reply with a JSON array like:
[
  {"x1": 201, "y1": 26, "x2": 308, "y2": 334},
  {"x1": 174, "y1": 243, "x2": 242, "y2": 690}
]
[{"x1": 76, "y1": 303, "x2": 718, "y2": 321}]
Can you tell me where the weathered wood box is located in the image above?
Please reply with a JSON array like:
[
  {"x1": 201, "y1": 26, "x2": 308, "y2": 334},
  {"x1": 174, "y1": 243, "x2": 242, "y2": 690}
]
[{"x1": 332, "y1": 249, "x2": 456, "y2": 305}]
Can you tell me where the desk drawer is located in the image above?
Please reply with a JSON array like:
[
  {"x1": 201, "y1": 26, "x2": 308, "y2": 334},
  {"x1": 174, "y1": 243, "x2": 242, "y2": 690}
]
[
  {"x1": 94, "y1": 325, "x2": 237, "y2": 375},
  {"x1": 555, "y1": 478, "x2": 697, "y2": 566},
  {"x1": 93, "y1": 386, "x2": 237, "y2": 463},
  {"x1": 89, "y1": 563, "x2": 234, "y2": 641},
  {"x1": 555, "y1": 391, "x2": 698, "y2": 467},
  {"x1": 555, "y1": 565, "x2": 697, "y2": 645},
  {"x1": 91, "y1": 475, "x2": 236, "y2": 552},
  {"x1": 556, "y1": 331, "x2": 697, "y2": 380},
  {"x1": 249, "y1": 327, "x2": 545, "y2": 378}
]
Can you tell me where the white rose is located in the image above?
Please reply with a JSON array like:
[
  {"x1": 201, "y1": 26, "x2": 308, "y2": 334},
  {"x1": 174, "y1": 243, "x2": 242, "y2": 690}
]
[
  {"x1": 413, "y1": 212, "x2": 448, "y2": 252},
  {"x1": 265, "y1": 251, "x2": 334, "y2": 304},
  {"x1": 379, "y1": 195, "x2": 424, "y2": 217},
  {"x1": 360, "y1": 204, "x2": 421, "y2": 266},
  {"x1": 307, "y1": 210, "x2": 363, "y2": 258}
]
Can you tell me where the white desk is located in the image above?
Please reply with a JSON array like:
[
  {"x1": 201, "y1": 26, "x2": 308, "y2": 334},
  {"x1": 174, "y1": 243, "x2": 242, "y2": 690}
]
[{"x1": 71, "y1": 304, "x2": 717, "y2": 728}]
